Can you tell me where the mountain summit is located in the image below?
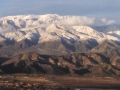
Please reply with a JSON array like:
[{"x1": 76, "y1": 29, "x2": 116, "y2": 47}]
[{"x1": 0, "y1": 14, "x2": 120, "y2": 57}]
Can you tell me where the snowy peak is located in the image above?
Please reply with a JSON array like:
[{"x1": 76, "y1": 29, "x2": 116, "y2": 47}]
[
  {"x1": 73, "y1": 26, "x2": 106, "y2": 39},
  {"x1": 46, "y1": 24, "x2": 66, "y2": 32},
  {"x1": 0, "y1": 14, "x2": 95, "y2": 30},
  {"x1": 0, "y1": 14, "x2": 120, "y2": 44},
  {"x1": 0, "y1": 14, "x2": 120, "y2": 56}
]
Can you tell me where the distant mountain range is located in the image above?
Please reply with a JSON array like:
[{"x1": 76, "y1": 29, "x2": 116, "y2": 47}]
[{"x1": 0, "y1": 14, "x2": 120, "y2": 57}]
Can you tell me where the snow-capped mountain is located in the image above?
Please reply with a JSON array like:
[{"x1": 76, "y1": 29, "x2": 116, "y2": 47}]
[
  {"x1": 0, "y1": 14, "x2": 120, "y2": 57},
  {"x1": 92, "y1": 24, "x2": 120, "y2": 39},
  {"x1": 0, "y1": 14, "x2": 94, "y2": 29}
]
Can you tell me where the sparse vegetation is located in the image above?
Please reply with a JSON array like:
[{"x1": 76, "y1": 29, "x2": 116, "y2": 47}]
[
  {"x1": 0, "y1": 74, "x2": 120, "y2": 89},
  {"x1": 1, "y1": 52, "x2": 120, "y2": 89}
]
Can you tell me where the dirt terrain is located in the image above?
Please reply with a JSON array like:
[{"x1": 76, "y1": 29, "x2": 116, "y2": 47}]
[
  {"x1": 0, "y1": 74, "x2": 120, "y2": 90},
  {"x1": 1, "y1": 53, "x2": 120, "y2": 89}
]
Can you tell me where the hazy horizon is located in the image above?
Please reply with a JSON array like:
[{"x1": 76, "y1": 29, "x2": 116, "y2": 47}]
[{"x1": 0, "y1": 0, "x2": 120, "y2": 23}]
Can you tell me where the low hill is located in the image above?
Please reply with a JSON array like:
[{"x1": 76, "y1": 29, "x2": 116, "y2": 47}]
[{"x1": 1, "y1": 52, "x2": 120, "y2": 76}]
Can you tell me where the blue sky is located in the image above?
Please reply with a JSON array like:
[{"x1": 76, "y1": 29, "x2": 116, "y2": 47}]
[{"x1": 0, "y1": 0, "x2": 120, "y2": 22}]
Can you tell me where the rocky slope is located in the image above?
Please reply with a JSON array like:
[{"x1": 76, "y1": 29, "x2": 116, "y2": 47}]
[
  {"x1": 0, "y1": 14, "x2": 120, "y2": 56},
  {"x1": 1, "y1": 52, "x2": 120, "y2": 76}
]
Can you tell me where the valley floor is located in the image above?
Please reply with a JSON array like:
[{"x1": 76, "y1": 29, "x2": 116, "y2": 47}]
[{"x1": 0, "y1": 74, "x2": 120, "y2": 90}]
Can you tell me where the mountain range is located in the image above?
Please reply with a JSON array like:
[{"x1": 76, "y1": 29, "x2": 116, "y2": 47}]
[
  {"x1": 0, "y1": 14, "x2": 120, "y2": 57},
  {"x1": 1, "y1": 52, "x2": 120, "y2": 76}
]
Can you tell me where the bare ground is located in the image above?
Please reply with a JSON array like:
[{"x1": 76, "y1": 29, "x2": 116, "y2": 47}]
[{"x1": 0, "y1": 74, "x2": 120, "y2": 90}]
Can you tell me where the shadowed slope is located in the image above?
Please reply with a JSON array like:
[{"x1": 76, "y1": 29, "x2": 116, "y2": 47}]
[{"x1": 0, "y1": 52, "x2": 120, "y2": 76}]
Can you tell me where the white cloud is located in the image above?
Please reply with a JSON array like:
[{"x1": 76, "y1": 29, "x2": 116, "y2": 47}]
[
  {"x1": 0, "y1": 14, "x2": 117, "y2": 28},
  {"x1": 54, "y1": 15, "x2": 116, "y2": 26},
  {"x1": 91, "y1": 18, "x2": 116, "y2": 26},
  {"x1": 100, "y1": 18, "x2": 116, "y2": 25},
  {"x1": 54, "y1": 16, "x2": 95, "y2": 26}
]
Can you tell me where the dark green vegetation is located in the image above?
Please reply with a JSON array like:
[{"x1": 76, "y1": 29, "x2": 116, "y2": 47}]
[{"x1": 1, "y1": 52, "x2": 120, "y2": 76}]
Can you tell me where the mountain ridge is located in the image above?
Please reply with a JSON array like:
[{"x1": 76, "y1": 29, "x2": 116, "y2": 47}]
[
  {"x1": 0, "y1": 14, "x2": 120, "y2": 56},
  {"x1": 1, "y1": 52, "x2": 120, "y2": 76}
]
